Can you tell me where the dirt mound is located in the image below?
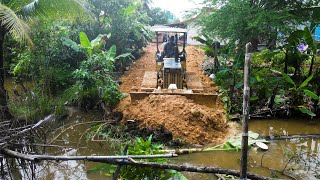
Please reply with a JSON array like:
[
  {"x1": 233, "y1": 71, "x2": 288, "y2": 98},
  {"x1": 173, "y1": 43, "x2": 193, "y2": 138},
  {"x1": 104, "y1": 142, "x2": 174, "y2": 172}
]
[
  {"x1": 116, "y1": 44, "x2": 236, "y2": 145},
  {"x1": 118, "y1": 94, "x2": 231, "y2": 145}
]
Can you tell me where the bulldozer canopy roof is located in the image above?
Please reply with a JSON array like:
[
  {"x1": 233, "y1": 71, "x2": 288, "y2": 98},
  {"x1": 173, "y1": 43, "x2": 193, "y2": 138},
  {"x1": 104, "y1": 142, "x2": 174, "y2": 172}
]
[{"x1": 151, "y1": 27, "x2": 187, "y2": 33}]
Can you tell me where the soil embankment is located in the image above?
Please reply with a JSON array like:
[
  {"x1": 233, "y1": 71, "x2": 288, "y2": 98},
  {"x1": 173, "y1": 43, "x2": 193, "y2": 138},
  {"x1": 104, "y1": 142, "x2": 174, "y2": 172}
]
[{"x1": 117, "y1": 44, "x2": 236, "y2": 145}]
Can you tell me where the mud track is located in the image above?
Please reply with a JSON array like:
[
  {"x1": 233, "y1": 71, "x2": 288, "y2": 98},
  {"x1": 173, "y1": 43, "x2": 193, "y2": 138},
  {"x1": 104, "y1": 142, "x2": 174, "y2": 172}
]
[{"x1": 116, "y1": 44, "x2": 236, "y2": 145}]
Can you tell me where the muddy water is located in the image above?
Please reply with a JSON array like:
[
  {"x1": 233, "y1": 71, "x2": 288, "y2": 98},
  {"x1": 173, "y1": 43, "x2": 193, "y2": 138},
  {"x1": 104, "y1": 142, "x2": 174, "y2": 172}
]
[
  {"x1": 36, "y1": 108, "x2": 114, "y2": 179},
  {"x1": 175, "y1": 119, "x2": 320, "y2": 179},
  {"x1": 36, "y1": 108, "x2": 320, "y2": 179}
]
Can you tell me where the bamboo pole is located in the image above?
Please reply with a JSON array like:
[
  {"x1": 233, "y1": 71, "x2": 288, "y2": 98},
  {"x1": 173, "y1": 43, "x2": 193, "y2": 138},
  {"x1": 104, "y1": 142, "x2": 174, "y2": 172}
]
[
  {"x1": 2, "y1": 148, "x2": 177, "y2": 161},
  {"x1": 240, "y1": 42, "x2": 252, "y2": 179}
]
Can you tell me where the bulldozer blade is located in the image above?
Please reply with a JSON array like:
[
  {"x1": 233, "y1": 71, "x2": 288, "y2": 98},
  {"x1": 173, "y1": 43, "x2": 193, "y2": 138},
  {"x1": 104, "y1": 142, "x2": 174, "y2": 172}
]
[{"x1": 129, "y1": 92, "x2": 218, "y2": 108}]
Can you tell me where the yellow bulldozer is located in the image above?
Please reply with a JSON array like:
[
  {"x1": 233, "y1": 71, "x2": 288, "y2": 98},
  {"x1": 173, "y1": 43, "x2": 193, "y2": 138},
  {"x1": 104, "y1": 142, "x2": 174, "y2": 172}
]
[{"x1": 130, "y1": 27, "x2": 217, "y2": 107}]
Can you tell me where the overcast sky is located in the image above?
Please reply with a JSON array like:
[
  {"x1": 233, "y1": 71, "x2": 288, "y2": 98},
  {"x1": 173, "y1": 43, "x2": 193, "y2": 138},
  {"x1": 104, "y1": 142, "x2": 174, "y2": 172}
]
[{"x1": 151, "y1": 0, "x2": 203, "y2": 20}]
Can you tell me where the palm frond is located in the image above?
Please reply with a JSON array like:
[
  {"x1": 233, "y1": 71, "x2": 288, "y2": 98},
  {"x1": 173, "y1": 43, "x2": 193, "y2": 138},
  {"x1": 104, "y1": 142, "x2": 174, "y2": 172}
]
[
  {"x1": 4, "y1": 0, "x2": 35, "y2": 12},
  {"x1": 0, "y1": 3, "x2": 32, "y2": 45},
  {"x1": 17, "y1": 0, "x2": 93, "y2": 20}
]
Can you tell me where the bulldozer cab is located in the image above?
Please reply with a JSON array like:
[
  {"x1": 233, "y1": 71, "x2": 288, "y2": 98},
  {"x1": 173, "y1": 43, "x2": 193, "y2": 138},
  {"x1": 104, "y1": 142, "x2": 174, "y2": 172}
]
[
  {"x1": 153, "y1": 27, "x2": 187, "y2": 62},
  {"x1": 152, "y1": 27, "x2": 188, "y2": 90}
]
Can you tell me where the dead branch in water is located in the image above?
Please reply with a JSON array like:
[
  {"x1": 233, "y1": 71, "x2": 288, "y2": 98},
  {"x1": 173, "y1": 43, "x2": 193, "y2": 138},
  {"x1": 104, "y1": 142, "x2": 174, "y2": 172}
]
[
  {"x1": 49, "y1": 120, "x2": 111, "y2": 144},
  {"x1": 0, "y1": 115, "x2": 55, "y2": 147}
]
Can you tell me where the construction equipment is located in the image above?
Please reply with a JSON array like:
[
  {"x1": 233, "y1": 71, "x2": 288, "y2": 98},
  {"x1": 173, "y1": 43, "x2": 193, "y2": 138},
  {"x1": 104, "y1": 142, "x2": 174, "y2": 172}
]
[{"x1": 130, "y1": 27, "x2": 217, "y2": 107}]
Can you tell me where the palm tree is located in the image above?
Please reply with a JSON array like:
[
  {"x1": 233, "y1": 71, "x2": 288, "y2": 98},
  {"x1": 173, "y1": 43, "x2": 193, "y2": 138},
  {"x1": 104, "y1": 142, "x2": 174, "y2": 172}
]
[{"x1": 0, "y1": 0, "x2": 89, "y2": 120}]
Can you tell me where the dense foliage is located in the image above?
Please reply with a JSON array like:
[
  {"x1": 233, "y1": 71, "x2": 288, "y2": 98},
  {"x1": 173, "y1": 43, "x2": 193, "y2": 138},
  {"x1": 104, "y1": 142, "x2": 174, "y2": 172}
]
[
  {"x1": 4, "y1": 0, "x2": 161, "y2": 119},
  {"x1": 202, "y1": 28, "x2": 320, "y2": 118},
  {"x1": 0, "y1": 0, "x2": 90, "y2": 119},
  {"x1": 198, "y1": 0, "x2": 320, "y2": 50}
]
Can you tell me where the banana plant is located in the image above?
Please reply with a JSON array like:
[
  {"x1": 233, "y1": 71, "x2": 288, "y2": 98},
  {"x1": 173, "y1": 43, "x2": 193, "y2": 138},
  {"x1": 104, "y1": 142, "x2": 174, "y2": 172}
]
[
  {"x1": 281, "y1": 27, "x2": 319, "y2": 76},
  {"x1": 304, "y1": 90, "x2": 320, "y2": 103},
  {"x1": 304, "y1": 89, "x2": 320, "y2": 116},
  {"x1": 64, "y1": 32, "x2": 133, "y2": 106},
  {"x1": 281, "y1": 72, "x2": 316, "y2": 116},
  {"x1": 63, "y1": 32, "x2": 133, "y2": 60},
  {"x1": 62, "y1": 32, "x2": 109, "y2": 57}
]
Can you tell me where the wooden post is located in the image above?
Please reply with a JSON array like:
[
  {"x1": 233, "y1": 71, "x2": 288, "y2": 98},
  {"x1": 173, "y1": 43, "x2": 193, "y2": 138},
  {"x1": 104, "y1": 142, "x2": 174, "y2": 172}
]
[
  {"x1": 240, "y1": 42, "x2": 252, "y2": 179},
  {"x1": 113, "y1": 144, "x2": 128, "y2": 180}
]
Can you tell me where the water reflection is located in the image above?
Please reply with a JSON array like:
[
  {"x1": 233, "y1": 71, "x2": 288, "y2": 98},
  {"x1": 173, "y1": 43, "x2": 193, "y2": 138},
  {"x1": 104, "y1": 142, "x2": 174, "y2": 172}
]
[{"x1": 36, "y1": 108, "x2": 112, "y2": 179}]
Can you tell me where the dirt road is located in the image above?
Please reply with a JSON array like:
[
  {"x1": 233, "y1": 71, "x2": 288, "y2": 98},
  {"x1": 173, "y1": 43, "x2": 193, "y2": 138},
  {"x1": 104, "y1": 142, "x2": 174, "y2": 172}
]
[{"x1": 117, "y1": 44, "x2": 236, "y2": 145}]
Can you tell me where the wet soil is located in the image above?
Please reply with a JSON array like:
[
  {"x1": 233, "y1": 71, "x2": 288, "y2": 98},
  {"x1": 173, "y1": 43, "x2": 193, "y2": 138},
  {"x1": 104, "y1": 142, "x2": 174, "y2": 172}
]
[{"x1": 116, "y1": 44, "x2": 236, "y2": 145}]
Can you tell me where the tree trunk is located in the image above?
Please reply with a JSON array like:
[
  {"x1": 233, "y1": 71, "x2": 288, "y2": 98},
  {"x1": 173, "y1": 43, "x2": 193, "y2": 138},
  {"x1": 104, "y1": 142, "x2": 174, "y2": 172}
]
[
  {"x1": 284, "y1": 52, "x2": 288, "y2": 74},
  {"x1": 213, "y1": 41, "x2": 220, "y2": 70},
  {"x1": 0, "y1": 27, "x2": 12, "y2": 120},
  {"x1": 250, "y1": 38, "x2": 259, "y2": 52}
]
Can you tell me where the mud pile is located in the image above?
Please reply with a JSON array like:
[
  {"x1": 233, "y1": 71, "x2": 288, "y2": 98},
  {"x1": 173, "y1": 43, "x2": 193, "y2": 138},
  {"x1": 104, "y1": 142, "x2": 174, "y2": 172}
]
[{"x1": 118, "y1": 94, "x2": 231, "y2": 145}]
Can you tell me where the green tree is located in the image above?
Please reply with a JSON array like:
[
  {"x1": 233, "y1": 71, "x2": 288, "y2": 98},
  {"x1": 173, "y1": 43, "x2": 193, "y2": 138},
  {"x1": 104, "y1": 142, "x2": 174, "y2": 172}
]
[
  {"x1": 87, "y1": 0, "x2": 150, "y2": 69},
  {"x1": 197, "y1": 0, "x2": 320, "y2": 51},
  {"x1": 0, "y1": 0, "x2": 88, "y2": 120},
  {"x1": 149, "y1": 7, "x2": 180, "y2": 25}
]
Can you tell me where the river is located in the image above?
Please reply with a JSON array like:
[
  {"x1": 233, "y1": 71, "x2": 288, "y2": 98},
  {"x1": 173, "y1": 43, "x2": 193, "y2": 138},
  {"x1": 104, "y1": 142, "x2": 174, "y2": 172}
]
[{"x1": 37, "y1": 109, "x2": 320, "y2": 180}]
